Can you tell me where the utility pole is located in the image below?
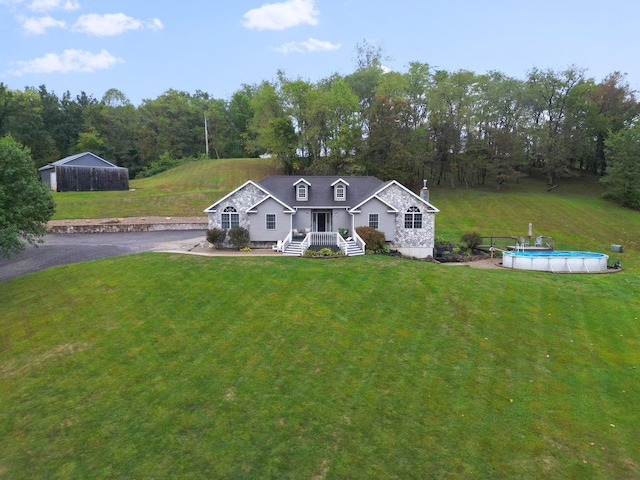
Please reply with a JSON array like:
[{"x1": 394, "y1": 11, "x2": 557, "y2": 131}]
[{"x1": 204, "y1": 116, "x2": 209, "y2": 159}]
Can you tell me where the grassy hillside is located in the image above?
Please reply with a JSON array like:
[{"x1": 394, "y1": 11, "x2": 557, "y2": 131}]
[
  {"x1": 53, "y1": 159, "x2": 637, "y2": 256},
  {"x1": 1, "y1": 254, "x2": 639, "y2": 478},
  {"x1": 51, "y1": 158, "x2": 280, "y2": 219},
  {"x1": 432, "y1": 173, "x2": 638, "y2": 253}
]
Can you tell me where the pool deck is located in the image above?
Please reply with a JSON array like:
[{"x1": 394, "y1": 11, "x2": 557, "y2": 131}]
[{"x1": 506, "y1": 246, "x2": 553, "y2": 251}]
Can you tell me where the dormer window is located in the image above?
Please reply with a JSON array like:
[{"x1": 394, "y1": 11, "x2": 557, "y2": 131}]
[
  {"x1": 297, "y1": 183, "x2": 307, "y2": 201},
  {"x1": 293, "y1": 178, "x2": 311, "y2": 202},
  {"x1": 331, "y1": 178, "x2": 349, "y2": 202}
]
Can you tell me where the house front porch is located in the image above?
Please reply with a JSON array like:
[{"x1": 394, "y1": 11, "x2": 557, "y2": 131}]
[{"x1": 279, "y1": 230, "x2": 365, "y2": 256}]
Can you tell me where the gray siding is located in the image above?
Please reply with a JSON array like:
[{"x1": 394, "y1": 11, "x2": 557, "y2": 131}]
[
  {"x1": 249, "y1": 197, "x2": 291, "y2": 241},
  {"x1": 353, "y1": 197, "x2": 396, "y2": 241},
  {"x1": 292, "y1": 208, "x2": 351, "y2": 234},
  {"x1": 331, "y1": 208, "x2": 351, "y2": 233},
  {"x1": 292, "y1": 208, "x2": 312, "y2": 232},
  {"x1": 66, "y1": 154, "x2": 112, "y2": 167},
  {"x1": 39, "y1": 168, "x2": 53, "y2": 188}
]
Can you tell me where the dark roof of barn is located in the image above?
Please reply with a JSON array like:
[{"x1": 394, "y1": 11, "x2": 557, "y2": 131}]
[
  {"x1": 257, "y1": 176, "x2": 387, "y2": 207},
  {"x1": 39, "y1": 152, "x2": 124, "y2": 171}
]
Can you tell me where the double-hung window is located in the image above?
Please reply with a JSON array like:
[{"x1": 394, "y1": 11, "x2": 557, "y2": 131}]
[
  {"x1": 335, "y1": 184, "x2": 345, "y2": 201},
  {"x1": 221, "y1": 206, "x2": 239, "y2": 229},
  {"x1": 404, "y1": 206, "x2": 422, "y2": 229},
  {"x1": 297, "y1": 184, "x2": 307, "y2": 201},
  {"x1": 265, "y1": 213, "x2": 276, "y2": 230},
  {"x1": 368, "y1": 213, "x2": 379, "y2": 229}
]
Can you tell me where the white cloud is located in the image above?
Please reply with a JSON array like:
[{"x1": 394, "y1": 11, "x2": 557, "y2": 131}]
[
  {"x1": 28, "y1": 0, "x2": 79, "y2": 12},
  {"x1": 148, "y1": 18, "x2": 163, "y2": 32},
  {"x1": 20, "y1": 15, "x2": 66, "y2": 35},
  {"x1": 243, "y1": 0, "x2": 319, "y2": 31},
  {"x1": 10, "y1": 49, "x2": 123, "y2": 75},
  {"x1": 72, "y1": 13, "x2": 164, "y2": 36},
  {"x1": 274, "y1": 37, "x2": 341, "y2": 54},
  {"x1": 0, "y1": 0, "x2": 24, "y2": 8}
]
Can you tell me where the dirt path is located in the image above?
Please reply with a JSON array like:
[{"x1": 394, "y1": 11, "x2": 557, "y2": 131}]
[{"x1": 440, "y1": 257, "x2": 503, "y2": 269}]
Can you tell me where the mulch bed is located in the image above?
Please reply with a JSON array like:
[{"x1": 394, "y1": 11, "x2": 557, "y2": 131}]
[{"x1": 434, "y1": 242, "x2": 491, "y2": 263}]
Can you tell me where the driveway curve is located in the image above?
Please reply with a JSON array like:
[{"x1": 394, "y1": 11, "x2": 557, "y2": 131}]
[{"x1": 0, "y1": 230, "x2": 207, "y2": 282}]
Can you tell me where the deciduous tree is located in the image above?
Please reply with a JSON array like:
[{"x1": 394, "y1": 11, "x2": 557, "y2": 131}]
[
  {"x1": 601, "y1": 123, "x2": 640, "y2": 209},
  {"x1": 0, "y1": 136, "x2": 56, "y2": 257},
  {"x1": 525, "y1": 66, "x2": 585, "y2": 186}
]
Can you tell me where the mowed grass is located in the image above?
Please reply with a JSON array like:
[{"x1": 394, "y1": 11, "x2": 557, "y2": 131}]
[
  {"x1": 431, "y1": 174, "x2": 638, "y2": 253},
  {"x1": 51, "y1": 158, "x2": 280, "y2": 219},
  {"x1": 1, "y1": 254, "x2": 639, "y2": 478},
  {"x1": 3, "y1": 165, "x2": 640, "y2": 477}
]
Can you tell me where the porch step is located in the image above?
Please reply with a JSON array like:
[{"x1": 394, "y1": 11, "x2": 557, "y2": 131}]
[
  {"x1": 283, "y1": 241, "x2": 303, "y2": 256},
  {"x1": 282, "y1": 239, "x2": 365, "y2": 256},
  {"x1": 345, "y1": 239, "x2": 365, "y2": 256}
]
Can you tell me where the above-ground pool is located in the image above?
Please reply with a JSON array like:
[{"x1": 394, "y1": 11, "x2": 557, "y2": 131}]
[{"x1": 502, "y1": 250, "x2": 609, "y2": 273}]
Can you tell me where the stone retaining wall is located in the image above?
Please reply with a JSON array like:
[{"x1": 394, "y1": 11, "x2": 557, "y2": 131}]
[{"x1": 47, "y1": 222, "x2": 207, "y2": 234}]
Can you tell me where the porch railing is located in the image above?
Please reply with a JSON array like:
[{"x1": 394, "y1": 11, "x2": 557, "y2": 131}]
[
  {"x1": 300, "y1": 233, "x2": 311, "y2": 254},
  {"x1": 352, "y1": 231, "x2": 366, "y2": 252},
  {"x1": 310, "y1": 232, "x2": 338, "y2": 246},
  {"x1": 291, "y1": 230, "x2": 366, "y2": 256},
  {"x1": 337, "y1": 234, "x2": 349, "y2": 255},
  {"x1": 297, "y1": 231, "x2": 349, "y2": 255},
  {"x1": 282, "y1": 231, "x2": 293, "y2": 253}
]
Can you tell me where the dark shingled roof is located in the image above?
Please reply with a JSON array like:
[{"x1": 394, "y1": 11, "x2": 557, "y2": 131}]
[
  {"x1": 258, "y1": 176, "x2": 386, "y2": 208},
  {"x1": 39, "y1": 152, "x2": 122, "y2": 171}
]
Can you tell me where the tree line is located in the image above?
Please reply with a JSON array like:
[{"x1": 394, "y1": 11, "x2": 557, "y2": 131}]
[{"x1": 1, "y1": 45, "x2": 639, "y2": 206}]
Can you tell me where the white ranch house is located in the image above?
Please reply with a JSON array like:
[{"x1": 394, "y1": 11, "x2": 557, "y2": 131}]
[{"x1": 204, "y1": 176, "x2": 439, "y2": 257}]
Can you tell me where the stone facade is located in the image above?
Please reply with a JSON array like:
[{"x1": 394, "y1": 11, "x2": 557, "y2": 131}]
[
  {"x1": 207, "y1": 183, "x2": 268, "y2": 247},
  {"x1": 377, "y1": 183, "x2": 436, "y2": 251}
]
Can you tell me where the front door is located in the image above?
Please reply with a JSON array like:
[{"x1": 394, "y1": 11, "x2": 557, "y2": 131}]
[{"x1": 313, "y1": 211, "x2": 332, "y2": 232}]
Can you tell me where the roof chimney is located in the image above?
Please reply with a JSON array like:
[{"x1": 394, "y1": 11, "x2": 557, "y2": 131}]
[{"x1": 420, "y1": 179, "x2": 429, "y2": 202}]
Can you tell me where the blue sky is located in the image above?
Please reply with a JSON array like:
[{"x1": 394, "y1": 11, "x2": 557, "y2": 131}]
[{"x1": 1, "y1": 0, "x2": 639, "y2": 105}]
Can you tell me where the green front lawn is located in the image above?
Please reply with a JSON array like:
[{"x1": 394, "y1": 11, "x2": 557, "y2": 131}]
[
  {"x1": 5, "y1": 163, "x2": 639, "y2": 477},
  {"x1": 1, "y1": 254, "x2": 639, "y2": 478}
]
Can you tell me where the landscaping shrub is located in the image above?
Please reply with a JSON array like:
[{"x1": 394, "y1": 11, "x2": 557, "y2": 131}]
[
  {"x1": 135, "y1": 153, "x2": 204, "y2": 179},
  {"x1": 206, "y1": 228, "x2": 226, "y2": 249},
  {"x1": 461, "y1": 231, "x2": 483, "y2": 250},
  {"x1": 304, "y1": 247, "x2": 344, "y2": 257},
  {"x1": 228, "y1": 226, "x2": 250, "y2": 249},
  {"x1": 355, "y1": 226, "x2": 386, "y2": 251}
]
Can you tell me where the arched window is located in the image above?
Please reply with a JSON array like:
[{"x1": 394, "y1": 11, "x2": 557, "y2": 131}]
[
  {"x1": 335, "y1": 184, "x2": 345, "y2": 201},
  {"x1": 297, "y1": 183, "x2": 307, "y2": 201},
  {"x1": 221, "y1": 206, "x2": 239, "y2": 229},
  {"x1": 404, "y1": 206, "x2": 422, "y2": 229}
]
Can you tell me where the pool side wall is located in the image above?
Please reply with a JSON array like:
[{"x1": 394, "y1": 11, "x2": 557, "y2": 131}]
[{"x1": 502, "y1": 252, "x2": 609, "y2": 273}]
